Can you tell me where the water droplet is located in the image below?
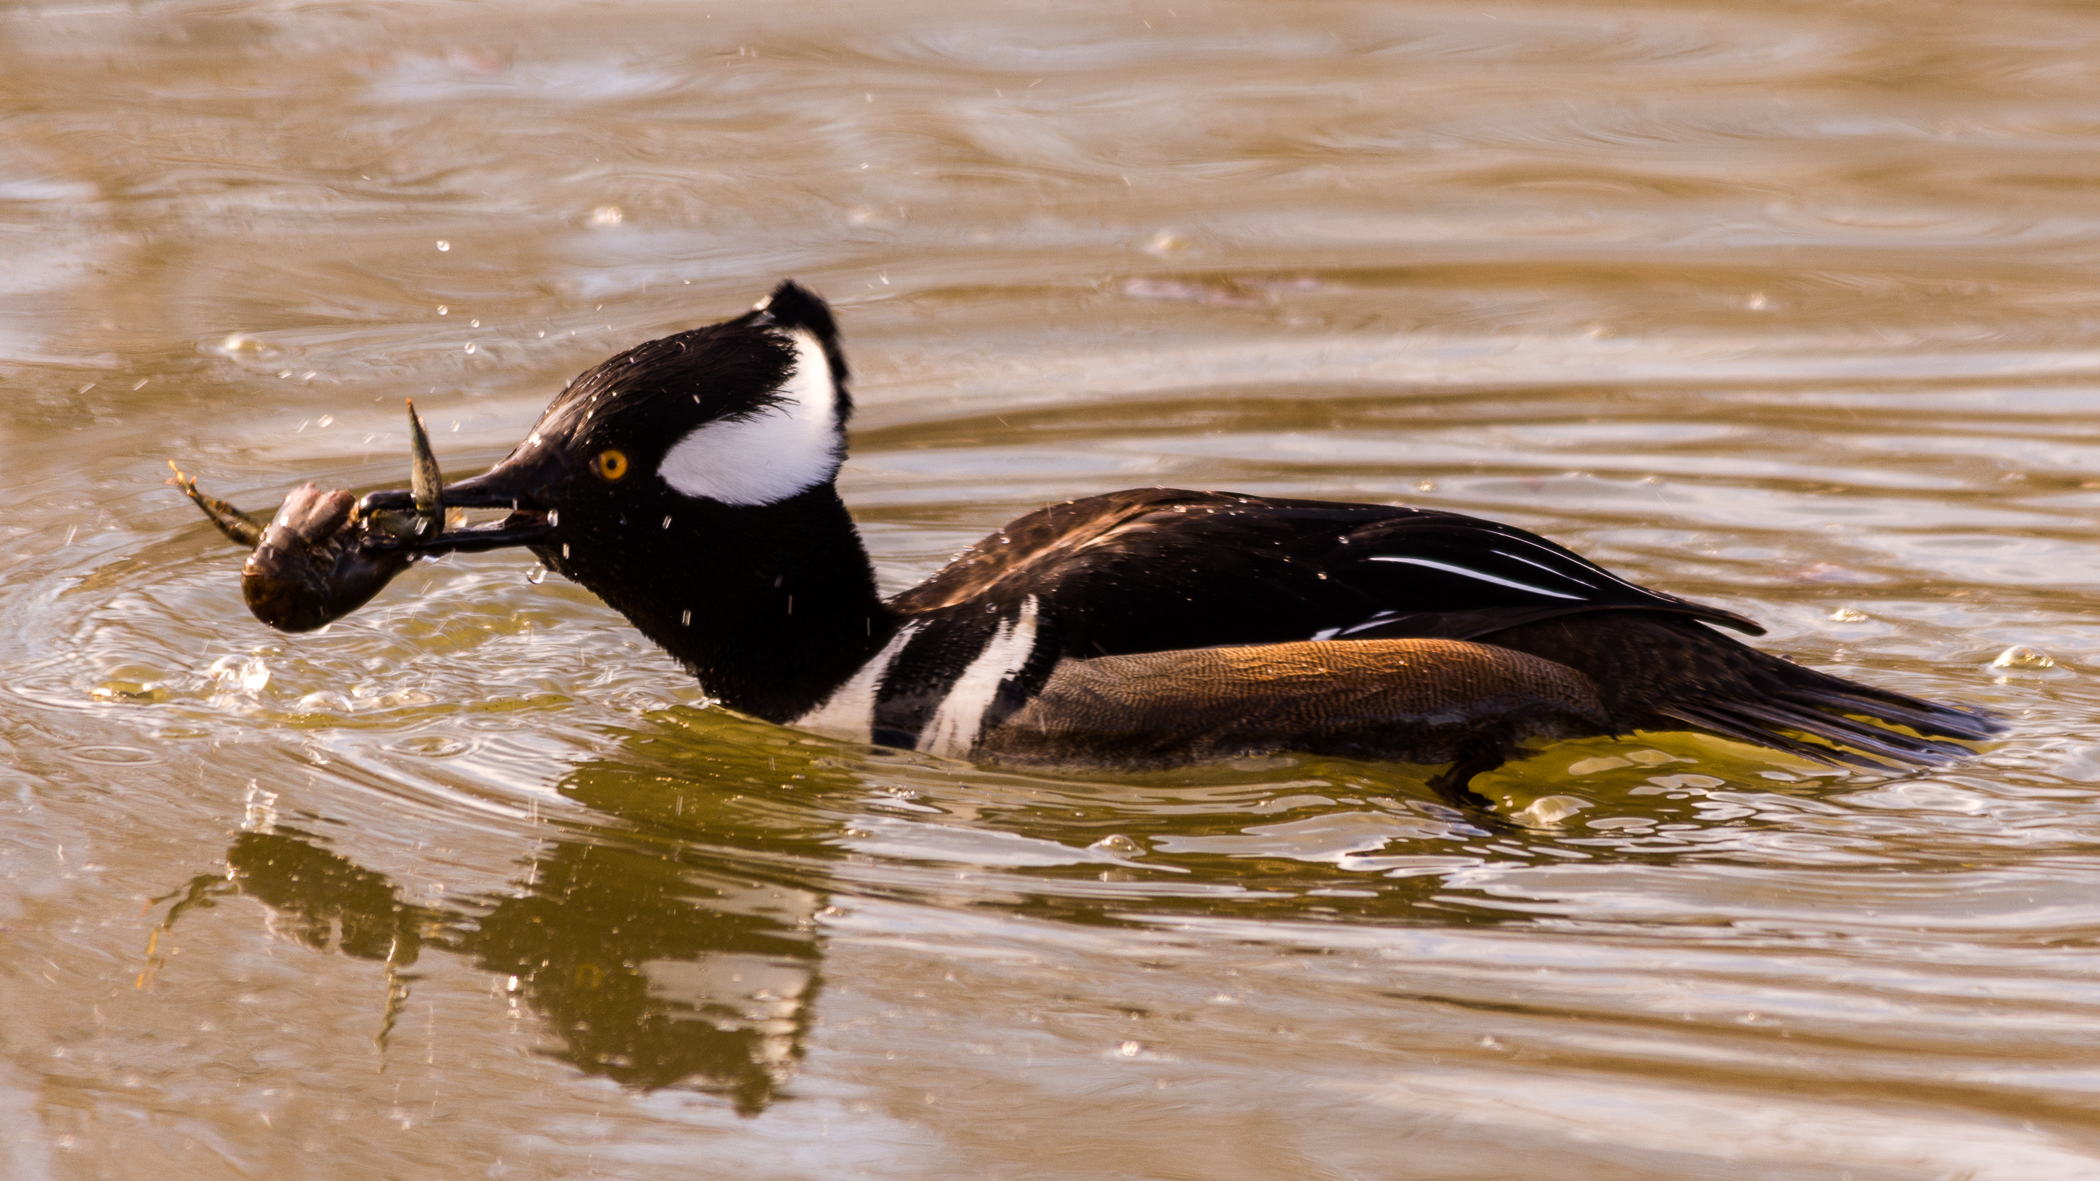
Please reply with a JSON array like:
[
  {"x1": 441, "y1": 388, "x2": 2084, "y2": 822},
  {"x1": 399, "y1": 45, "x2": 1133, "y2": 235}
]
[
  {"x1": 470, "y1": 319, "x2": 479, "y2": 328},
  {"x1": 464, "y1": 343, "x2": 476, "y2": 354},
  {"x1": 525, "y1": 563, "x2": 548, "y2": 585},
  {"x1": 661, "y1": 515, "x2": 672, "y2": 529},
  {"x1": 209, "y1": 654, "x2": 272, "y2": 695},
  {"x1": 589, "y1": 205, "x2": 622, "y2": 227},
  {"x1": 1117, "y1": 1041, "x2": 1142, "y2": 1058},
  {"x1": 1992, "y1": 645, "x2": 2054, "y2": 670},
  {"x1": 681, "y1": 609, "x2": 692, "y2": 626},
  {"x1": 435, "y1": 240, "x2": 451, "y2": 252},
  {"x1": 437, "y1": 305, "x2": 448, "y2": 315},
  {"x1": 316, "y1": 414, "x2": 333, "y2": 428}
]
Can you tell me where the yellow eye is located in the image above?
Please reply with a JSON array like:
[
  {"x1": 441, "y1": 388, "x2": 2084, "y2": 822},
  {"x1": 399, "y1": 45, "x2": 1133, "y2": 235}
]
[{"x1": 592, "y1": 449, "x2": 629, "y2": 482}]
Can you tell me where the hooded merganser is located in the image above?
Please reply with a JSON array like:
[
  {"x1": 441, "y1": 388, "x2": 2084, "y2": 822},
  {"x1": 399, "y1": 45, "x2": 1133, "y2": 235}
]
[{"x1": 356, "y1": 281, "x2": 1998, "y2": 796}]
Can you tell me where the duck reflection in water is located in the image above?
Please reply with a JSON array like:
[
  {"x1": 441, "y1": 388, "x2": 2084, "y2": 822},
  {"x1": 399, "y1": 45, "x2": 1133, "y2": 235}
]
[{"x1": 156, "y1": 813, "x2": 823, "y2": 1116}]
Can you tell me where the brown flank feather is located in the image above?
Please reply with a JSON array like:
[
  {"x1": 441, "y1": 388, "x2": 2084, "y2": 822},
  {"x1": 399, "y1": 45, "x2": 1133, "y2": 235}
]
[{"x1": 979, "y1": 638, "x2": 1610, "y2": 773}]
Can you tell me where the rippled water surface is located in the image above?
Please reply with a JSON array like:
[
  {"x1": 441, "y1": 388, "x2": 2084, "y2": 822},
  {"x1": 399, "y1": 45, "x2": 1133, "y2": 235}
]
[{"x1": 12, "y1": 1, "x2": 2100, "y2": 1177}]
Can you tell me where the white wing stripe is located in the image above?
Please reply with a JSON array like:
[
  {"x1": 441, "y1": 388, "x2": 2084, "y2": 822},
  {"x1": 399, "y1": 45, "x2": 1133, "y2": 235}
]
[
  {"x1": 1490, "y1": 548, "x2": 1597, "y2": 589},
  {"x1": 1495, "y1": 533, "x2": 1643, "y2": 592},
  {"x1": 1365, "y1": 555, "x2": 1584, "y2": 600},
  {"x1": 1336, "y1": 610, "x2": 1400, "y2": 638}
]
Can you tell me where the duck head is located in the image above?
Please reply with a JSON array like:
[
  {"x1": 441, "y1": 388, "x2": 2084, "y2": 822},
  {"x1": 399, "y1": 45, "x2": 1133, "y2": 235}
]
[{"x1": 362, "y1": 281, "x2": 887, "y2": 719}]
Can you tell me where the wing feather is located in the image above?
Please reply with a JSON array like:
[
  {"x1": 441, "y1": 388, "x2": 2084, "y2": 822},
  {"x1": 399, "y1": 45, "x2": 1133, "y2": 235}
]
[{"x1": 887, "y1": 487, "x2": 1997, "y2": 770}]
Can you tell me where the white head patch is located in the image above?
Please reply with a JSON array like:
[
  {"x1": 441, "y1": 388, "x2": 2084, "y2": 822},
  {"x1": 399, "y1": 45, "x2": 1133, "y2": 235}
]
[{"x1": 657, "y1": 329, "x2": 842, "y2": 506}]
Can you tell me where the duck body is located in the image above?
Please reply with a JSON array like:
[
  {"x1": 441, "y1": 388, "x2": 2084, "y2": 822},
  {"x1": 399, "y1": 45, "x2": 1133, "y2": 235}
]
[{"x1": 357, "y1": 281, "x2": 1998, "y2": 792}]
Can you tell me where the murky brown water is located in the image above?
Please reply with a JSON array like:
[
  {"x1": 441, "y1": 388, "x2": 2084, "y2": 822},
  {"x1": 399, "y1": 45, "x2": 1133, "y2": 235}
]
[{"x1": 10, "y1": 1, "x2": 2100, "y2": 1176}]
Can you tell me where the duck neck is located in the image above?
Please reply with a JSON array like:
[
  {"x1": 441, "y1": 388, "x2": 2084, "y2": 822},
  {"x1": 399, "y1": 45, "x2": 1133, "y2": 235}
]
[{"x1": 555, "y1": 484, "x2": 898, "y2": 722}]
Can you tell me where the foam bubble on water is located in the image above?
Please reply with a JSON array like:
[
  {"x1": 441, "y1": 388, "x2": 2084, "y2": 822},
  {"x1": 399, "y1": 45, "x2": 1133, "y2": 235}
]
[
  {"x1": 215, "y1": 332, "x2": 274, "y2": 357},
  {"x1": 90, "y1": 679, "x2": 167, "y2": 704},
  {"x1": 1992, "y1": 645, "x2": 2054, "y2": 670},
  {"x1": 1142, "y1": 228, "x2": 1189, "y2": 255},
  {"x1": 294, "y1": 690, "x2": 353, "y2": 714},
  {"x1": 1088, "y1": 833, "x2": 1144, "y2": 857},
  {"x1": 1512, "y1": 795, "x2": 1589, "y2": 827},
  {"x1": 1624, "y1": 749, "x2": 1689, "y2": 767}
]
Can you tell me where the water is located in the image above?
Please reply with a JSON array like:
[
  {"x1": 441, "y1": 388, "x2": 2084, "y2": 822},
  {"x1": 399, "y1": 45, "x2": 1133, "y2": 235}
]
[{"x1": 7, "y1": 1, "x2": 2100, "y2": 1176}]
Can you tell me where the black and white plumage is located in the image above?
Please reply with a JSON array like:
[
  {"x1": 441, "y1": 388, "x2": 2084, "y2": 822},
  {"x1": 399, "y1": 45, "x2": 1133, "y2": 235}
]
[{"x1": 359, "y1": 281, "x2": 1999, "y2": 796}]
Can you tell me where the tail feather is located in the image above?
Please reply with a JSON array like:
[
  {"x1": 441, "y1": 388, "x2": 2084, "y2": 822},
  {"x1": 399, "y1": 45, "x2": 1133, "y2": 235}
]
[
  {"x1": 1780, "y1": 682, "x2": 2000, "y2": 743},
  {"x1": 1478, "y1": 611, "x2": 2002, "y2": 771},
  {"x1": 1722, "y1": 699, "x2": 1969, "y2": 766},
  {"x1": 1659, "y1": 702, "x2": 1887, "y2": 769}
]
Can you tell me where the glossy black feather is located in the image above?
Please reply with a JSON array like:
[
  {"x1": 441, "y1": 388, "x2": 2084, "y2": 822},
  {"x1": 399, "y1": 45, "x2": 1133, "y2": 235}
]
[{"x1": 891, "y1": 488, "x2": 1759, "y2": 656}]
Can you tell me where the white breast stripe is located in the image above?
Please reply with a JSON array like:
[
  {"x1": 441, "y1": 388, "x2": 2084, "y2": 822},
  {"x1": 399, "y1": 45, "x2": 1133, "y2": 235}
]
[
  {"x1": 659, "y1": 328, "x2": 841, "y2": 506},
  {"x1": 1366, "y1": 555, "x2": 1584, "y2": 600},
  {"x1": 922, "y1": 596, "x2": 1041, "y2": 760},
  {"x1": 790, "y1": 622, "x2": 921, "y2": 742}
]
